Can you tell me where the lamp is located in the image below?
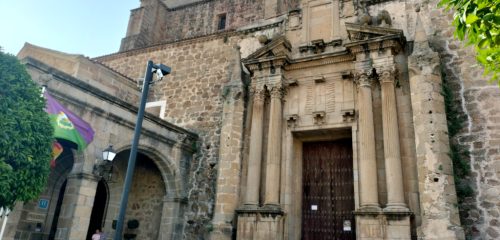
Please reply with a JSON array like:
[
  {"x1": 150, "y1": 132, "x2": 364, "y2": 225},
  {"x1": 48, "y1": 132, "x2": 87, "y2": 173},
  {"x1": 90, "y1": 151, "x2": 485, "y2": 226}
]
[
  {"x1": 102, "y1": 145, "x2": 117, "y2": 162},
  {"x1": 93, "y1": 145, "x2": 116, "y2": 181}
]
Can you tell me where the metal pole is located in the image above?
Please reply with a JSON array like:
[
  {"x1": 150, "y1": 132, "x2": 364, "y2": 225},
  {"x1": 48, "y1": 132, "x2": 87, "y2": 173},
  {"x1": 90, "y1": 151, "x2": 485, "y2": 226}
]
[
  {"x1": 113, "y1": 60, "x2": 154, "y2": 240},
  {"x1": 0, "y1": 208, "x2": 10, "y2": 240},
  {"x1": 0, "y1": 216, "x2": 7, "y2": 240}
]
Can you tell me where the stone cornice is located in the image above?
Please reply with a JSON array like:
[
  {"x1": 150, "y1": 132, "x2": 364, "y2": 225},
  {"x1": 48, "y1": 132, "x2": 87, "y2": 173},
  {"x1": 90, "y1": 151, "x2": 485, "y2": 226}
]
[
  {"x1": 243, "y1": 36, "x2": 292, "y2": 60},
  {"x1": 245, "y1": 56, "x2": 290, "y2": 72},
  {"x1": 345, "y1": 23, "x2": 404, "y2": 38},
  {"x1": 23, "y1": 57, "x2": 198, "y2": 149},
  {"x1": 344, "y1": 23, "x2": 405, "y2": 54},
  {"x1": 345, "y1": 37, "x2": 403, "y2": 54},
  {"x1": 242, "y1": 36, "x2": 292, "y2": 73},
  {"x1": 94, "y1": 20, "x2": 283, "y2": 62},
  {"x1": 285, "y1": 52, "x2": 355, "y2": 71}
]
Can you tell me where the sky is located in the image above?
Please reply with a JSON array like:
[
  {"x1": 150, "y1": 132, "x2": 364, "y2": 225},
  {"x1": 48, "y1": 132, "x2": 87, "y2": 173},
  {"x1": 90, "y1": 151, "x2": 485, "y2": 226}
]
[{"x1": 0, "y1": 0, "x2": 139, "y2": 58}]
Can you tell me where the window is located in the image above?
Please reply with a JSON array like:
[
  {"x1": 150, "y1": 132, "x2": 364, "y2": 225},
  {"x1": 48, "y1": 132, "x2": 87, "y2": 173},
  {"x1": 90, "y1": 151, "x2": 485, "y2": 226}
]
[{"x1": 218, "y1": 14, "x2": 226, "y2": 30}]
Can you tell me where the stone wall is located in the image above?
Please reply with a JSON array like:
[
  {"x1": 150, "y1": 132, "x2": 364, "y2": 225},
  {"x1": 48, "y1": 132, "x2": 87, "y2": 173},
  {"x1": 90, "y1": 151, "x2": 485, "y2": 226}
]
[
  {"x1": 417, "y1": 1, "x2": 500, "y2": 239},
  {"x1": 110, "y1": 153, "x2": 166, "y2": 240},
  {"x1": 121, "y1": 0, "x2": 266, "y2": 51},
  {"x1": 98, "y1": 36, "x2": 244, "y2": 238},
  {"x1": 108, "y1": 0, "x2": 500, "y2": 238},
  {"x1": 362, "y1": 0, "x2": 500, "y2": 238}
]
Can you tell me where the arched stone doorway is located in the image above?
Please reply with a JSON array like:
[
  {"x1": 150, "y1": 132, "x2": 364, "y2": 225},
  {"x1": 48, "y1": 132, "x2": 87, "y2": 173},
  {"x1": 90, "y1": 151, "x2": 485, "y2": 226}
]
[
  {"x1": 86, "y1": 180, "x2": 108, "y2": 239},
  {"x1": 105, "y1": 150, "x2": 167, "y2": 240}
]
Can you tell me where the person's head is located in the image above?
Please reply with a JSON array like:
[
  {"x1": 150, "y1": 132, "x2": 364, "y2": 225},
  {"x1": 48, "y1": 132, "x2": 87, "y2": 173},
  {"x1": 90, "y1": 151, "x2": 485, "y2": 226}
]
[{"x1": 95, "y1": 229, "x2": 100, "y2": 234}]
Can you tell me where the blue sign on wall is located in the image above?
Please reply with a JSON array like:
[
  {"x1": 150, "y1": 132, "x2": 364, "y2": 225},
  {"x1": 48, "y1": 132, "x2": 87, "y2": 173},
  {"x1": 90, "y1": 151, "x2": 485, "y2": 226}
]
[{"x1": 38, "y1": 199, "x2": 49, "y2": 209}]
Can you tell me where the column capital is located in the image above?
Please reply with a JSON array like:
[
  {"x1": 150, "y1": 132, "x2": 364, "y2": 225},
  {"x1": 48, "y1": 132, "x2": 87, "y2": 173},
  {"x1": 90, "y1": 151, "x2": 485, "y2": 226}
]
[
  {"x1": 250, "y1": 87, "x2": 266, "y2": 102},
  {"x1": 376, "y1": 66, "x2": 397, "y2": 84},
  {"x1": 354, "y1": 69, "x2": 373, "y2": 88},
  {"x1": 268, "y1": 85, "x2": 285, "y2": 99}
]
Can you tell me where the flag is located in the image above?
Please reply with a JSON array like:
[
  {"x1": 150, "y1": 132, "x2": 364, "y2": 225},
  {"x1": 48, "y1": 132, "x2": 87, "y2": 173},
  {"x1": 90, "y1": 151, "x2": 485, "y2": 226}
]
[
  {"x1": 51, "y1": 141, "x2": 63, "y2": 168},
  {"x1": 44, "y1": 91, "x2": 94, "y2": 151}
]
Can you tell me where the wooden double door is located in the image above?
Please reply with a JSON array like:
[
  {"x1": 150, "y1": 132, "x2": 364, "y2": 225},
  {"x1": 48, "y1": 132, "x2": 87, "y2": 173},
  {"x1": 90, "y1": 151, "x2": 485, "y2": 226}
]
[{"x1": 302, "y1": 139, "x2": 355, "y2": 240}]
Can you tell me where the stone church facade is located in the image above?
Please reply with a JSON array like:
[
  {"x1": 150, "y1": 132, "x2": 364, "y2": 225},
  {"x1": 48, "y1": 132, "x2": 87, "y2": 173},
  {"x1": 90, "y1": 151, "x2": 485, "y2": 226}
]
[{"x1": 5, "y1": 0, "x2": 500, "y2": 239}]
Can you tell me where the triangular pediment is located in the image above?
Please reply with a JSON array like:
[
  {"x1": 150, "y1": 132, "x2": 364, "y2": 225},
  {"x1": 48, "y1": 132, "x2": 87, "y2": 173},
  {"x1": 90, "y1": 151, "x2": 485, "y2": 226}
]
[
  {"x1": 244, "y1": 36, "x2": 291, "y2": 63},
  {"x1": 345, "y1": 23, "x2": 404, "y2": 42}
]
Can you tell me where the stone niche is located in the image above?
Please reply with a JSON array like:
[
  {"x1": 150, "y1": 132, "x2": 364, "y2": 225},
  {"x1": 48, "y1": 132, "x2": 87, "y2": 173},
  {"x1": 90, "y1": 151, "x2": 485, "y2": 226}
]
[{"x1": 303, "y1": 0, "x2": 341, "y2": 42}]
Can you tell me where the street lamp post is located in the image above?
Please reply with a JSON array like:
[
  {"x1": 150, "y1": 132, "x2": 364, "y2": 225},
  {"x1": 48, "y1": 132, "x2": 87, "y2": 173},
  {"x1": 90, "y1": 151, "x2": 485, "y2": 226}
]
[
  {"x1": 93, "y1": 145, "x2": 117, "y2": 181},
  {"x1": 114, "y1": 60, "x2": 170, "y2": 240}
]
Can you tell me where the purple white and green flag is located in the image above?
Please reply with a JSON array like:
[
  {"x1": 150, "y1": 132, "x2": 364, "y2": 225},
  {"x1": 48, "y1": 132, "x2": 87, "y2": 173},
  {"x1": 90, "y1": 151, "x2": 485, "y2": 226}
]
[{"x1": 44, "y1": 91, "x2": 94, "y2": 151}]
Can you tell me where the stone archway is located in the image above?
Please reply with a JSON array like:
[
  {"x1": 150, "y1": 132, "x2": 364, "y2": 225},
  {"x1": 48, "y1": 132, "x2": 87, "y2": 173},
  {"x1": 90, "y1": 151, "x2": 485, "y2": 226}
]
[{"x1": 105, "y1": 150, "x2": 169, "y2": 240}]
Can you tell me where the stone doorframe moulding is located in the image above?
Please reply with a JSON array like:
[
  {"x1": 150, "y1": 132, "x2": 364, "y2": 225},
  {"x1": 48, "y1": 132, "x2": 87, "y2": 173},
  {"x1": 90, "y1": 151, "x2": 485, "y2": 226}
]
[{"x1": 282, "y1": 127, "x2": 358, "y2": 239}]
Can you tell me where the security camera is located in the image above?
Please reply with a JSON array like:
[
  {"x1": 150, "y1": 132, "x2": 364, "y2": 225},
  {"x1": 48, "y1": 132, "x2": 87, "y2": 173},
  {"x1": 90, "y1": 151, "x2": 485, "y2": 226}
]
[
  {"x1": 155, "y1": 69, "x2": 164, "y2": 80},
  {"x1": 152, "y1": 63, "x2": 171, "y2": 81},
  {"x1": 154, "y1": 64, "x2": 171, "y2": 76}
]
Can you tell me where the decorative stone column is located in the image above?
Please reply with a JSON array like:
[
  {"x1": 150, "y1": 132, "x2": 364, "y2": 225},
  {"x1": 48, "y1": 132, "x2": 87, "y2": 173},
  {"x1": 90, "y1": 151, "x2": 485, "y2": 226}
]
[
  {"x1": 237, "y1": 85, "x2": 285, "y2": 240},
  {"x1": 264, "y1": 85, "x2": 284, "y2": 207},
  {"x1": 244, "y1": 87, "x2": 266, "y2": 206},
  {"x1": 238, "y1": 37, "x2": 289, "y2": 240},
  {"x1": 354, "y1": 69, "x2": 381, "y2": 211},
  {"x1": 377, "y1": 66, "x2": 408, "y2": 212}
]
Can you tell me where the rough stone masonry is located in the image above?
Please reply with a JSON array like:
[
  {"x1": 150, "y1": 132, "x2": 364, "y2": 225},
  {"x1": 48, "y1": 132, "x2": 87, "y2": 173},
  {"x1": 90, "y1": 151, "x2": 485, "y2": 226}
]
[{"x1": 7, "y1": 0, "x2": 500, "y2": 239}]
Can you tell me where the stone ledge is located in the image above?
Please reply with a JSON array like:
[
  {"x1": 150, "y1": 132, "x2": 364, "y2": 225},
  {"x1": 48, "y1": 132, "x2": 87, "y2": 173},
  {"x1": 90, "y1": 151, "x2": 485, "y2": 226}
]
[
  {"x1": 236, "y1": 205, "x2": 284, "y2": 217},
  {"x1": 354, "y1": 209, "x2": 413, "y2": 217},
  {"x1": 67, "y1": 172, "x2": 100, "y2": 181}
]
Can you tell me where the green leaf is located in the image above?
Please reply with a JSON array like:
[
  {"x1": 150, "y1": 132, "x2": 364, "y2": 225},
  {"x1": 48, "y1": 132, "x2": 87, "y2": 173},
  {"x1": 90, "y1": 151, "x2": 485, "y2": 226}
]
[
  {"x1": 439, "y1": 0, "x2": 500, "y2": 85},
  {"x1": 483, "y1": 13, "x2": 494, "y2": 22},
  {"x1": 466, "y1": 14, "x2": 480, "y2": 24},
  {"x1": 478, "y1": 38, "x2": 490, "y2": 48},
  {"x1": 462, "y1": 1, "x2": 470, "y2": 23}
]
